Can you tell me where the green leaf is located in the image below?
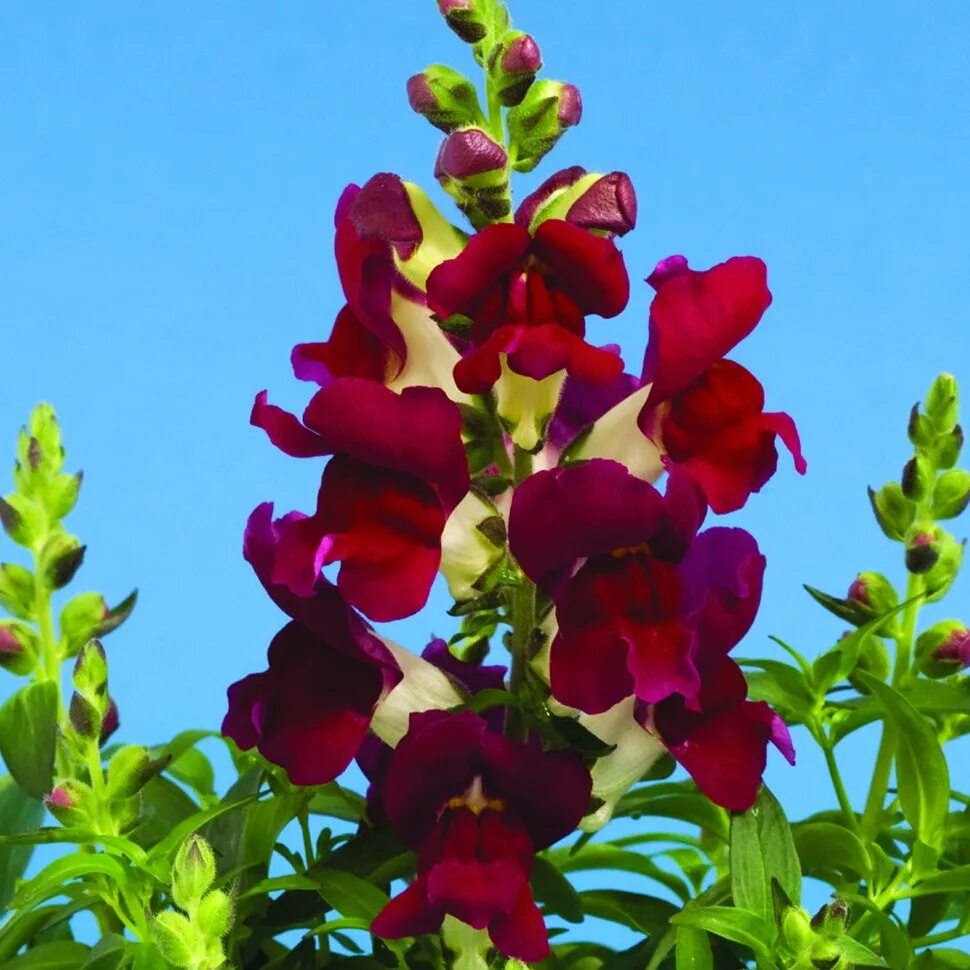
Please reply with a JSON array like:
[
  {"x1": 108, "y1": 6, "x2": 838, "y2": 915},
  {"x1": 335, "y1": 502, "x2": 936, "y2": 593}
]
[
  {"x1": 856, "y1": 673, "x2": 950, "y2": 849},
  {"x1": 4, "y1": 941, "x2": 91, "y2": 968},
  {"x1": 308, "y1": 782, "x2": 365, "y2": 822},
  {"x1": 531, "y1": 855, "x2": 583, "y2": 923},
  {"x1": 737, "y1": 658, "x2": 815, "y2": 721},
  {"x1": 675, "y1": 926, "x2": 712, "y2": 970},
  {"x1": 904, "y1": 864, "x2": 970, "y2": 896},
  {"x1": 838, "y1": 935, "x2": 889, "y2": 968},
  {"x1": 614, "y1": 785, "x2": 730, "y2": 842},
  {"x1": 579, "y1": 889, "x2": 677, "y2": 937},
  {"x1": 306, "y1": 916, "x2": 373, "y2": 938},
  {"x1": 0, "y1": 682, "x2": 58, "y2": 798},
  {"x1": 671, "y1": 904, "x2": 773, "y2": 959},
  {"x1": 313, "y1": 867, "x2": 389, "y2": 920},
  {"x1": 9, "y1": 851, "x2": 128, "y2": 910},
  {"x1": 793, "y1": 821, "x2": 872, "y2": 882},
  {"x1": 730, "y1": 785, "x2": 800, "y2": 922},
  {"x1": 129, "y1": 775, "x2": 200, "y2": 848},
  {"x1": 912, "y1": 951, "x2": 970, "y2": 970},
  {"x1": 80, "y1": 934, "x2": 129, "y2": 970},
  {"x1": 241, "y1": 874, "x2": 322, "y2": 899},
  {"x1": 0, "y1": 775, "x2": 44, "y2": 908},
  {"x1": 548, "y1": 843, "x2": 692, "y2": 902},
  {"x1": 166, "y1": 747, "x2": 215, "y2": 797}
]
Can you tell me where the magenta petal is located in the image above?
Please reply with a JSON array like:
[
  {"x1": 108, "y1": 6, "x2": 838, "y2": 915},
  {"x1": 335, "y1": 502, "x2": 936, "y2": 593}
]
[
  {"x1": 251, "y1": 391, "x2": 329, "y2": 458},
  {"x1": 488, "y1": 882, "x2": 551, "y2": 963},
  {"x1": 508, "y1": 460, "x2": 665, "y2": 594},
  {"x1": 761, "y1": 411, "x2": 808, "y2": 475},
  {"x1": 427, "y1": 859, "x2": 521, "y2": 929},
  {"x1": 372, "y1": 877, "x2": 445, "y2": 940}
]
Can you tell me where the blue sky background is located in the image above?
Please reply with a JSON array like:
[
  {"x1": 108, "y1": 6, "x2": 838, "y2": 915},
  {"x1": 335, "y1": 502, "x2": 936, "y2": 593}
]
[{"x1": 2, "y1": 0, "x2": 970, "y2": 949}]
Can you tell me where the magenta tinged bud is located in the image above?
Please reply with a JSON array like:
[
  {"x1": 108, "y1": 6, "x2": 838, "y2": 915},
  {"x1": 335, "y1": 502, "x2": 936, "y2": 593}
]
[
  {"x1": 346, "y1": 173, "x2": 423, "y2": 260},
  {"x1": 47, "y1": 785, "x2": 75, "y2": 810},
  {"x1": 934, "y1": 627, "x2": 970, "y2": 666},
  {"x1": 566, "y1": 172, "x2": 637, "y2": 235},
  {"x1": 503, "y1": 34, "x2": 541, "y2": 74},
  {"x1": 407, "y1": 73, "x2": 437, "y2": 114},
  {"x1": 406, "y1": 65, "x2": 483, "y2": 134},
  {"x1": 437, "y1": 0, "x2": 490, "y2": 44},
  {"x1": 847, "y1": 576, "x2": 868, "y2": 604},
  {"x1": 489, "y1": 32, "x2": 543, "y2": 107},
  {"x1": 558, "y1": 83, "x2": 583, "y2": 127},
  {"x1": 906, "y1": 529, "x2": 940, "y2": 574},
  {"x1": 100, "y1": 698, "x2": 120, "y2": 744},
  {"x1": 0, "y1": 626, "x2": 23, "y2": 656},
  {"x1": 435, "y1": 128, "x2": 508, "y2": 181}
]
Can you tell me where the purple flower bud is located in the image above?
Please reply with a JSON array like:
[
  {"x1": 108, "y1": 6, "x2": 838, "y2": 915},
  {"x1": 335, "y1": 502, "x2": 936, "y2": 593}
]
[
  {"x1": 489, "y1": 32, "x2": 543, "y2": 107},
  {"x1": 406, "y1": 73, "x2": 436, "y2": 115},
  {"x1": 437, "y1": 0, "x2": 490, "y2": 43},
  {"x1": 0, "y1": 626, "x2": 23, "y2": 656},
  {"x1": 406, "y1": 66, "x2": 483, "y2": 134},
  {"x1": 435, "y1": 128, "x2": 508, "y2": 181},
  {"x1": 46, "y1": 785, "x2": 76, "y2": 810},
  {"x1": 100, "y1": 698, "x2": 120, "y2": 744},
  {"x1": 502, "y1": 34, "x2": 542, "y2": 75},
  {"x1": 558, "y1": 83, "x2": 583, "y2": 127},
  {"x1": 566, "y1": 171, "x2": 638, "y2": 236},
  {"x1": 847, "y1": 576, "x2": 868, "y2": 604},
  {"x1": 933, "y1": 627, "x2": 970, "y2": 666}
]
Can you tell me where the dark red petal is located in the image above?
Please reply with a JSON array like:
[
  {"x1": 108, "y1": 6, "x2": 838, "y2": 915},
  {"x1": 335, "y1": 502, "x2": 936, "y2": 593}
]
[
  {"x1": 641, "y1": 256, "x2": 771, "y2": 405},
  {"x1": 532, "y1": 219, "x2": 630, "y2": 318},
  {"x1": 515, "y1": 166, "x2": 587, "y2": 230},
  {"x1": 372, "y1": 877, "x2": 446, "y2": 939},
  {"x1": 222, "y1": 622, "x2": 384, "y2": 786},
  {"x1": 291, "y1": 305, "x2": 392, "y2": 386},
  {"x1": 383, "y1": 711, "x2": 487, "y2": 847},
  {"x1": 250, "y1": 391, "x2": 329, "y2": 458},
  {"x1": 549, "y1": 619, "x2": 635, "y2": 714},
  {"x1": 508, "y1": 460, "x2": 665, "y2": 594},
  {"x1": 302, "y1": 379, "x2": 469, "y2": 509},
  {"x1": 348, "y1": 173, "x2": 423, "y2": 260},
  {"x1": 427, "y1": 858, "x2": 523, "y2": 929},
  {"x1": 678, "y1": 527, "x2": 765, "y2": 663},
  {"x1": 427, "y1": 223, "x2": 531, "y2": 319},
  {"x1": 488, "y1": 882, "x2": 551, "y2": 963}
]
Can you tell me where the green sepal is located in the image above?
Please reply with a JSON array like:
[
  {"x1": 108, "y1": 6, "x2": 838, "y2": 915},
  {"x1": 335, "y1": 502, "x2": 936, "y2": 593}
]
[
  {"x1": 0, "y1": 563, "x2": 36, "y2": 620},
  {"x1": 925, "y1": 372, "x2": 959, "y2": 434},
  {"x1": 0, "y1": 495, "x2": 47, "y2": 549},
  {"x1": 38, "y1": 533, "x2": 85, "y2": 590},
  {"x1": 867, "y1": 482, "x2": 914, "y2": 540},
  {"x1": 931, "y1": 468, "x2": 970, "y2": 518}
]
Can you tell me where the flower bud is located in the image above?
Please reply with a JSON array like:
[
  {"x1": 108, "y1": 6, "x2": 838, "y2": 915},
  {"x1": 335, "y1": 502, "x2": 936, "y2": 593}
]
[
  {"x1": 39, "y1": 532, "x2": 85, "y2": 590},
  {"x1": 508, "y1": 80, "x2": 583, "y2": 173},
  {"x1": 0, "y1": 620, "x2": 38, "y2": 676},
  {"x1": 901, "y1": 455, "x2": 934, "y2": 502},
  {"x1": 28, "y1": 404, "x2": 63, "y2": 473},
  {"x1": 515, "y1": 166, "x2": 638, "y2": 236},
  {"x1": 917, "y1": 620, "x2": 970, "y2": 676},
  {"x1": 437, "y1": 0, "x2": 504, "y2": 44},
  {"x1": 932, "y1": 468, "x2": 970, "y2": 519},
  {"x1": 922, "y1": 532, "x2": 964, "y2": 602},
  {"x1": 848, "y1": 633, "x2": 891, "y2": 690},
  {"x1": 59, "y1": 592, "x2": 109, "y2": 659},
  {"x1": 150, "y1": 911, "x2": 199, "y2": 968},
  {"x1": 488, "y1": 32, "x2": 542, "y2": 107},
  {"x1": 925, "y1": 372, "x2": 959, "y2": 434},
  {"x1": 68, "y1": 691, "x2": 104, "y2": 740},
  {"x1": 100, "y1": 698, "x2": 120, "y2": 744},
  {"x1": 810, "y1": 939, "x2": 844, "y2": 970},
  {"x1": 107, "y1": 745, "x2": 162, "y2": 799},
  {"x1": 905, "y1": 527, "x2": 941, "y2": 574},
  {"x1": 172, "y1": 836, "x2": 217, "y2": 912},
  {"x1": 42, "y1": 471, "x2": 83, "y2": 522},
  {"x1": 781, "y1": 907, "x2": 814, "y2": 953},
  {"x1": 406, "y1": 65, "x2": 484, "y2": 133},
  {"x1": 196, "y1": 889, "x2": 233, "y2": 939},
  {"x1": 435, "y1": 128, "x2": 511, "y2": 228},
  {"x1": 811, "y1": 900, "x2": 850, "y2": 939},
  {"x1": 73, "y1": 640, "x2": 108, "y2": 701},
  {"x1": 44, "y1": 780, "x2": 91, "y2": 827},
  {"x1": 908, "y1": 403, "x2": 936, "y2": 451},
  {"x1": 867, "y1": 483, "x2": 914, "y2": 541},
  {"x1": 933, "y1": 424, "x2": 964, "y2": 469},
  {"x1": 847, "y1": 572, "x2": 900, "y2": 636},
  {"x1": 0, "y1": 494, "x2": 46, "y2": 549},
  {"x1": 0, "y1": 563, "x2": 35, "y2": 620}
]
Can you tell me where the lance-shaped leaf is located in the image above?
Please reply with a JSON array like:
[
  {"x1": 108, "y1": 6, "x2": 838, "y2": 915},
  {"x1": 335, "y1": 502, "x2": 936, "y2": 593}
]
[
  {"x1": 0, "y1": 776, "x2": 44, "y2": 909},
  {"x1": 0, "y1": 682, "x2": 58, "y2": 798},
  {"x1": 670, "y1": 904, "x2": 773, "y2": 960},
  {"x1": 793, "y1": 821, "x2": 872, "y2": 883},
  {"x1": 675, "y1": 926, "x2": 713, "y2": 970}
]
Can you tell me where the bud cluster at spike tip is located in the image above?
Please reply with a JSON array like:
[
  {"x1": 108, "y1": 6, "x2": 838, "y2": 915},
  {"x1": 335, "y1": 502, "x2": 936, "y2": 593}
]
[{"x1": 224, "y1": 4, "x2": 808, "y2": 957}]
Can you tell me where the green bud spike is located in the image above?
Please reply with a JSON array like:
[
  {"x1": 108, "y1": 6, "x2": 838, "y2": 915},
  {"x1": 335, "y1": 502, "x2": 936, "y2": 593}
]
[
  {"x1": 925, "y1": 372, "x2": 959, "y2": 434},
  {"x1": 39, "y1": 533, "x2": 85, "y2": 590},
  {"x1": 901, "y1": 454, "x2": 934, "y2": 501},
  {"x1": 59, "y1": 592, "x2": 108, "y2": 658},
  {"x1": 781, "y1": 906, "x2": 814, "y2": 953},
  {"x1": 150, "y1": 911, "x2": 199, "y2": 969},
  {"x1": 867, "y1": 483, "x2": 915, "y2": 541},
  {"x1": 486, "y1": 30, "x2": 542, "y2": 107},
  {"x1": 172, "y1": 835, "x2": 217, "y2": 912},
  {"x1": 0, "y1": 563, "x2": 36, "y2": 620},
  {"x1": 196, "y1": 889, "x2": 233, "y2": 939},
  {"x1": 68, "y1": 691, "x2": 104, "y2": 740},
  {"x1": 931, "y1": 468, "x2": 970, "y2": 519},
  {"x1": 0, "y1": 494, "x2": 47, "y2": 549},
  {"x1": 904, "y1": 523, "x2": 943, "y2": 574}
]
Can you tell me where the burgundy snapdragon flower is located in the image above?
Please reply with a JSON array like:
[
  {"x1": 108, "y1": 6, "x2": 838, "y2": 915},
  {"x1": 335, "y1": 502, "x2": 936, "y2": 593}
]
[
  {"x1": 509, "y1": 459, "x2": 764, "y2": 715},
  {"x1": 371, "y1": 710, "x2": 591, "y2": 963},
  {"x1": 222, "y1": 504, "x2": 402, "y2": 785},
  {"x1": 426, "y1": 219, "x2": 629, "y2": 393},
  {"x1": 251, "y1": 377, "x2": 469, "y2": 621},
  {"x1": 638, "y1": 255, "x2": 807, "y2": 512}
]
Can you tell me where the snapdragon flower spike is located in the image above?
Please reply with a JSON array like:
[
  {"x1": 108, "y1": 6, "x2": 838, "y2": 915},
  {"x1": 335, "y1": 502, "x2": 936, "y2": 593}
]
[
  {"x1": 371, "y1": 710, "x2": 591, "y2": 963},
  {"x1": 427, "y1": 220, "x2": 629, "y2": 393},
  {"x1": 638, "y1": 256, "x2": 807, "y2": 512},
  {"x1": 647, "y1": 657, "x2": 795, "y2": 811},
  {"x1": 222, "y1": 504, "x2": 401, "y2": 785},
  {"x1": 509, "y1": 460, "x2": 766, "y2": 715},
  {"x1": 251, "y1": 378, "x2": 469, "y2": 621}
]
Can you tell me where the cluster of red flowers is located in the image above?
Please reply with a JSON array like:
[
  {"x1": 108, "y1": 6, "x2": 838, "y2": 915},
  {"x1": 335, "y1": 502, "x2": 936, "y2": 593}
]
[{"x1": 223, "y1": 165, "x2": 804, "y2": 962}]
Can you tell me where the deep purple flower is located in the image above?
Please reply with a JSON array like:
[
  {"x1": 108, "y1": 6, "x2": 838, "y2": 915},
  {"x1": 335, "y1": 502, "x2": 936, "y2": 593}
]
[{"x1": 371, "y1": 711, "x2": 591, "y2": 962}]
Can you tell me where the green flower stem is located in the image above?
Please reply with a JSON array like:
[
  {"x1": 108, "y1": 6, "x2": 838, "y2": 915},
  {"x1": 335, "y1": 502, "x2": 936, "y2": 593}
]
[
  {"x1": 893, "y1": 571, "x2": 925, "y2": 686},
  {"x1": 299, "y1": 807, "x2": 315, "y2": 870},
  {"x1": 913, "y1": 926, "x2": 970, "y2": 947},
  {"x1": 816, "y1": 729, "x2": 862, "y2": 836}
]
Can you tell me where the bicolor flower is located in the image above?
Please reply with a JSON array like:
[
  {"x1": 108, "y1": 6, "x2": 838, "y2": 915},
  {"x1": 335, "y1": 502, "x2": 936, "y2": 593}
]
[
  {"x1": 251, "y1": 377, "x2": 469, "y2": 621},
  {"x1": 292, "y1": 174, "x2": 468, "y2": 400},
  {"x1": 371, "y1": 710, "x2": 591, "y2": 963},
  {"x1": 427, "y1": 220, "x2": 629, "y2": 394},
  {"x1": 509, "y1": 459, "x2": 765, "y2": 715},
  {"x1": 567, "y1": 255, "x2": 806, "y2": 513}
]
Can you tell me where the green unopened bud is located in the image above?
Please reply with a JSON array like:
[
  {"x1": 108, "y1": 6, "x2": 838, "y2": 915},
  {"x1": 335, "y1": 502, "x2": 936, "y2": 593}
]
[
  {"x1": 908, "y1": 403, "x2": 936, "y2": 451},
  {"x1": 904, "y1": 525, "x2": 942, "y2": 574},
  {"x1": 0, "y1": 620, "x2": 38, "y2": 676},
  {"x1": 901, "y1": 455, "x2": 934, "y2": 501},
  {"x1": 407, "y1": 65, "x2": 484, "y2": 133},
  {"x1": 436, "y1": 0, "x2": 503, "y2": 45},
  {"x1": 781, "y1": 907, "x2": 814, "y2": 954},
  {"x1": 916, "y1": 620, "x2": 970, "y2": 677},
  {"x1": 810, "y1": 939, "x2": 844, "y2": 970},
  {"x1": 39, "y1": 532, "x2": 85, "y2": 590},
  {"x1": 196, "y1": 889, "x2": 232, "y2": 939},
  {"x1": 847, "y1": 572, "x2": 900, "y2": 636},
  {"x1": 0, "y1": 563, "x2": 35, "y2": 620},
  {"x1": 0, "y1": 494, "x2": 46, "y2": 549},
  {"x1": 150, "y1": 911, "x2": 199, "y2": 968},
  {"x1": 172, "y1": 836, "x2": 217, "y2": 911},
  {"x1": 925, "y1": 373, "x2": 959, "y2": 434},
  {"x1": 933, "y1": 424, "x2": 964, "y2": 469},
  {"x1": 44, "y1": 780, "x2": 92, "y2": 827},
  {"x1": 487, "y1": 31, "x2": 542, "y2": 106},
  {"x1": 73, "y1": 640, "x2": 108, "y2": 700},
  {"x1": 68, "y1": 691, "x2": 104, "y2": 740},
  {"x1": 107, "y1": 745, "x2": 164, "y2": 798},
  {"x1": 40, "y1": 471, "x2": 83, "y2": 522},
  {"x1": 811, "y1": 900, "x2": 850, "y2": 939},
  {"x1": 931, "y1": 468, "x2": 970, "y2": 519},
  {"x1": 28, "y1": 404, "x2": 64, "y2": 475},
  {"x1": 923, "y1": 533, "x2": 963, "y2": 602},
  {"x1": 867, "y1": 483, "x2": 915, "y2": 541},
  {"x1": 508, "y1": 80, "x2": 582, "y2": 173},
  {"x1": 59, "y1": 592, "x2": 109, "y2": 658}
]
